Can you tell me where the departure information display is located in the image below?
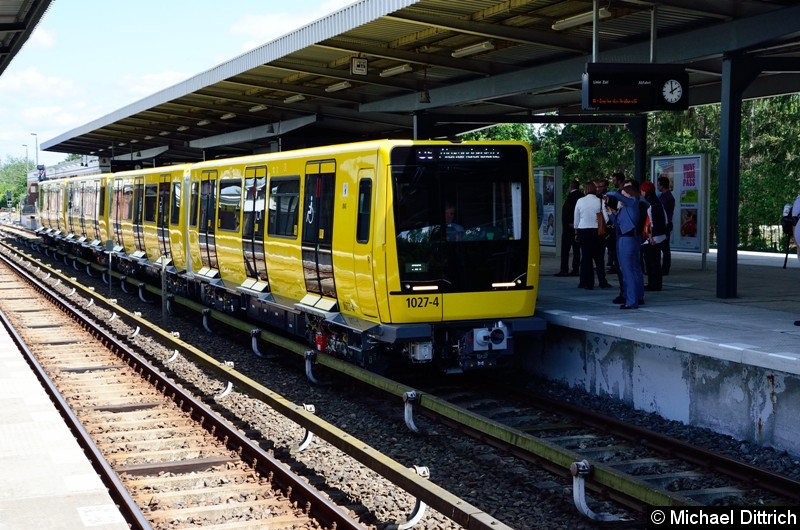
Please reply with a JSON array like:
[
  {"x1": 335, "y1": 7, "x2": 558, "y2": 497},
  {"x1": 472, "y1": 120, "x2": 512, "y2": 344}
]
[{"x1": 582, "y1": 63, "x2": 689, "y2": 111}]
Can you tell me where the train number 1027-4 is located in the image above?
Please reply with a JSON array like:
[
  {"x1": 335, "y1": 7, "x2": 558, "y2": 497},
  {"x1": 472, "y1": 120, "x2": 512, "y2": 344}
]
[{"x1": 406, "y1": 296, "x2": 440, "y2": 309}]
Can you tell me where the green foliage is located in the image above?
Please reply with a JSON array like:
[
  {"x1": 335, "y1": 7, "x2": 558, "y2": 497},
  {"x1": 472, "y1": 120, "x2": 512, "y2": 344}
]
[{"x1": 0, "y1": 155, "x2": 32, "y2": 208}]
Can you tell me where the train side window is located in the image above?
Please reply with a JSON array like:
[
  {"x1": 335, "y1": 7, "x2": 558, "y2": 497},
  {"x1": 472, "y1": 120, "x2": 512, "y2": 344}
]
[
  {"x1": 170, "y1": 182, "x2": 181, "y2": 225},
  {"x1": 99, "y1": 184, "x2": 106, "y2": 217},
  {"x1": 189, "y1": 181, "x2": 199, "y2": 227},
  {"x1": 356, "y1": 178, "x2": 372, "y2": 243},
  {"x1": 133, "y1": 182, "x2": 144, "y2": 224},
  {"x1": 267, "y1": 177, "x2": 300, "y2": 237},
  {"x1": 199, "y1": 173, "x2": 217, "y2": 233},
  {"x1": 144, "y1": 184, "x2": 157, "y2": 222},
  {"x1": 218, "y1": 178, "x2": 242, "y2": 231}
]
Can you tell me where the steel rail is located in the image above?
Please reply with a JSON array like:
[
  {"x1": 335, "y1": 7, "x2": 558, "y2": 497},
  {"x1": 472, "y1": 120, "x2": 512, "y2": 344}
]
[{"x1": 1, "y1": 240, "x2": 514, "y2": 530}]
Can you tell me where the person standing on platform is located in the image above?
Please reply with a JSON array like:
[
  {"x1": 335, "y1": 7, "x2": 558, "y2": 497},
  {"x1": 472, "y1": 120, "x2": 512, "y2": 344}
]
[
  {"x1": 594, "y1": 177, "x2": 611, "y2": 274},
  {"x1": 657, "y1": 176, "x2": 676, "y2": 275},
  {"x1": 640, "y1": 181, "x2": 668, "y2": 291},
  {"x1": 605, "y1": 181, "x2": 644, "y2": 309},
  {"x1": 606, "y1": 172, "x2": 626, "y2": 274},
  {"x1": 574, "y1": 180, "x2": 611, "y2": 289},
  {"x1": 554, "y1": 179, "x2": 582, "y2": 277}
]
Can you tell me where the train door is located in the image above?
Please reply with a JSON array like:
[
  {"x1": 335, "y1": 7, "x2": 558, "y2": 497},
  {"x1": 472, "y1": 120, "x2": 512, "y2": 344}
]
[
  {"x1": 66, "y1": 182, "x2": 78, "y2": 236},
  {"x1": 93, "y1": 179, "x2": 104, "y2": 243},
  {"x1": 157, "y1": 175, "x2": 171, "y2": 258},
  {"x1": 132, "y1": 177, "x2": 145, "y2": 253},
  {"x1": 110, "y1": 178, "x2": 127, "y2": 249},
  {"x1": 77, "y1": 181, "x2": 89, "y2": 239},
  {"x1": 242, "y1": 166, "x2": 268, "y2": 282},
  {"x1": 353, "y1": 171, "x2": 378, "y2": 317},
  {"x1": 198, "y1": 170, "x2": 219, "y2": 270},
  {"x1": 301, "y1": 161, "x2": 336, "y2": 299}
]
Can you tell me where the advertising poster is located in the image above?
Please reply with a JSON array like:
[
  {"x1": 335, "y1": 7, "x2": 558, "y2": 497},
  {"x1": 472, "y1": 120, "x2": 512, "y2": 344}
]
[
  {"x1": 535, "y1": 167, "x2": 560, "y2": 247},
  {"x1": 651, "y1": 154, "x2": 708, "y2": 254}
]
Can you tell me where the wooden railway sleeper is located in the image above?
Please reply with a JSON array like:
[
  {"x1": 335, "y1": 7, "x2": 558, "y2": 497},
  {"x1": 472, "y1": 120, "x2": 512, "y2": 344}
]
[
  {"x1": 388, "y1": 465, "x2": 430, "y2": 530},
  {"x1": 403, "y1": 391, "x2": 420, "y2": 433},
  {"x1": 298, "y1": 404, "x2": 316, "y2": 451},
  {"x1": 570, "y1": 460, "x2": 628, "y2": 522}
]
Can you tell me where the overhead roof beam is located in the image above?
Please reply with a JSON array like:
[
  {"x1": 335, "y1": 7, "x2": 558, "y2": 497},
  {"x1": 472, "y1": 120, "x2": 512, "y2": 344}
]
[
  {"x1": 316, "y1": 40, "x2": 508, "y2": 76},
  {"x1": 361, "y1": 4, "x2": 800, "y2": 113},
  {"x1": 384, "y1": 12, "x2": 606, "y2": 54},
  {"x1": 190, "y1": 114, "x2": 319, "y2": 149}
]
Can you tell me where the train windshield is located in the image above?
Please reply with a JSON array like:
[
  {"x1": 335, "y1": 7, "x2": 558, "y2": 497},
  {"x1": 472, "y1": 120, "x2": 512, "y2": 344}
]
[{"x1": 392, "y1": 144, "x2": 530, "y2": 293}]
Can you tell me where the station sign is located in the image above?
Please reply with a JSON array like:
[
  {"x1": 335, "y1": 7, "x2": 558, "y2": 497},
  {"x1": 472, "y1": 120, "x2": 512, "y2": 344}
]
[{"x1": 582, "y1": 63, "x2": 689, "y2": 111}]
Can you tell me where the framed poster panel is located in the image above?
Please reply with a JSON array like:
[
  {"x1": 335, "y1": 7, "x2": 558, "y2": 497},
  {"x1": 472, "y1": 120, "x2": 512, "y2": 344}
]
[
  {"x1": 651, "y1": 154, "x2": 709, "y2": 255},
  {"x1": 534, "y1": 166, "x2": 561, "y2": 247}
]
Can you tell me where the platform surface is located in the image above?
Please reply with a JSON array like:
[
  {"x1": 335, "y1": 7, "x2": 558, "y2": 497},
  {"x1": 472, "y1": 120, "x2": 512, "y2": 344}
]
[
  {"x1": 0, "y1": 318, "x2": 129, "y2": 530},
  {"x1": 536, "y1": 248, "x2": 800, "y2": 374}
]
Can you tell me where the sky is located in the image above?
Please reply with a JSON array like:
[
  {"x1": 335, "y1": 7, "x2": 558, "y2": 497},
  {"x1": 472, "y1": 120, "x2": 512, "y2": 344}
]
[{"x1": 0, "y1": 0, "x2": 356, "y2": 167}]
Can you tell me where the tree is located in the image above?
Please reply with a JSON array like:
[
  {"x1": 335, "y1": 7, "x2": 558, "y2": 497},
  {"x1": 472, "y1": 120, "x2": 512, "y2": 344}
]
[{"x1": 0, "y1": 155, "x2": 32, "y2": 208}]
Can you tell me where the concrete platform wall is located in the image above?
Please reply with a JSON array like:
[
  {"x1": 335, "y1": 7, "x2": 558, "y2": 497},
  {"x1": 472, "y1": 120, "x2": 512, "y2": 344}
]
[{"x1": 527, "y1": 326, "x2": 800, "y2": 456}]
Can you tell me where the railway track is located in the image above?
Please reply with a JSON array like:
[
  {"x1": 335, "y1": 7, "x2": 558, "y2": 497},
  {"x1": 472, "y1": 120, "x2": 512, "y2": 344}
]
[
  {"x1": 6, "y1": 228, "x2": 800, "y2": 527},
  {"x1": 408, "y1": 375, "x2": 800, "y2": 512},
  {"x1": 0, "y1": 253, "x2": 365, "y2": 529}
]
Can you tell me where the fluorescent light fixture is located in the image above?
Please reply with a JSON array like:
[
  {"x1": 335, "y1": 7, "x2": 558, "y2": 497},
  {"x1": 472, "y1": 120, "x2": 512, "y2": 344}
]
[
  {"x1": 177, "y1": 125, "x2": 189, "y2": 131},
  {"x1": 220, "y1": 112, "x2": 237, "y2": 120},
  {"x1": 552, "y1": 7, "x2": 611, "y2": 31},
  {"x1": 196, "y1": 119, "x2": 211, "y2": 126},
  {"x1": 284, "y1": 94, "x2": 306, "y2": 103},
  {"x1": 144, "y1": 135, "x2": 154, "y2": 140},
  {"x1": 380, "y1": 64, "x2": 413, "y2": 77},
  {"x1": 159, "y1": 131, "x2": 170, "y2": 136},
  {"x1": 249, "y1": 104, "x2": 269, "y2": 112},
  {"x1": 118, "y1": 142, "x2": 126, "y2": 146},
  {"x1": 130, "y1": 139, "x2": 138, "y2": 144},
  {"x1": 451, "y1": 40, "x2": 494, "y2": 58},
  {"x1": 325, "y1": 81, "x2": 351, "y2": 92}
]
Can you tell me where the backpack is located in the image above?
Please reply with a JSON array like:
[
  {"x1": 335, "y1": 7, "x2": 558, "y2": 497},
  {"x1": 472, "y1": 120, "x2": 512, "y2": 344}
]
[{"x1": 780, "y1": 203, "x2": 799, "y2": 235}]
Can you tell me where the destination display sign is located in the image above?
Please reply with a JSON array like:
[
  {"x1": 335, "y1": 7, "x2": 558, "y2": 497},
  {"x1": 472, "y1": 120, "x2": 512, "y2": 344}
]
[{"x1": 582, "y1": 63, "x2": 689, "y2": 111}]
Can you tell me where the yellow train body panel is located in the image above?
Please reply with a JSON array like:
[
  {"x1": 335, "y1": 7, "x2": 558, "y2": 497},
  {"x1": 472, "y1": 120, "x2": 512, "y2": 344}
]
[{"x1": 35, "y1": 139, "x2": 544, "y2": 373}]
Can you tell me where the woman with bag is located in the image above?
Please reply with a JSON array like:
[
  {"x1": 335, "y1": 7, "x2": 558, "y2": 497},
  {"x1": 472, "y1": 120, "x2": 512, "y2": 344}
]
[{"x1": 574, "y1": 180, "x2": 612, "y2": 289}]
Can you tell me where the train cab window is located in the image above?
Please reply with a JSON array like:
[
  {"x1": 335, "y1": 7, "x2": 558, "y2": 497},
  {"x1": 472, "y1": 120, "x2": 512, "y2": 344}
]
[
  {"x1": 170, "y1": 182, "x2": 181, "y2": 225},
  {"x1": 356, "y1": 178, "x2": 372, "y2": 243},
  {"x1": 218, "y1": 178, "x2": 242, "y2": 232},
  {"x1": 144, "y1": 184, "x2": 157, "y2": 222},
  {"x1": 391, "y1": 144, "x2": 530, "y2": 292},
  {"x1": 267, "y1": 177, "x2": 300, "y2": 237}
]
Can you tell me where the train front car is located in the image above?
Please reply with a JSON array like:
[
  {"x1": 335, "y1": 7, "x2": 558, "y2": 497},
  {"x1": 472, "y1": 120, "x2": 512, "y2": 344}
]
[{"x1": 386, "y1": 142, "x2": 545, "y2": 372}]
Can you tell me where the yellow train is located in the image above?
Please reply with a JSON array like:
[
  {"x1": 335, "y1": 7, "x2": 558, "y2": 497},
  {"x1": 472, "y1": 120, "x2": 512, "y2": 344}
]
[{"x1": 37, "y1": 140, "x2": 545, "y2": 372}]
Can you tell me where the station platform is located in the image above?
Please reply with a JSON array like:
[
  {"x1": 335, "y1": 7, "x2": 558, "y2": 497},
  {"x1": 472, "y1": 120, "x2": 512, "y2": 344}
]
[
  {"x1": 0, "y1": 314, "x2": 129, "y2": 530},
  {"x1": 532, "y1": 247, "x2": 800, "y2": 456}
]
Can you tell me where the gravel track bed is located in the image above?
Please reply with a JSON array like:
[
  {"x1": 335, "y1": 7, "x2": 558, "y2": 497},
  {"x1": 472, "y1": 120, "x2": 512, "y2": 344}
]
[{"x1": 37, "y1": 259, "x2": 800, "y2": 529}]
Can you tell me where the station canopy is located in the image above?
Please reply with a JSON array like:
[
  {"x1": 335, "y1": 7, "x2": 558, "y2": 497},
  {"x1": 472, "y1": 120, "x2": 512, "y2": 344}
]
[
  {"x1": 0, "y1": 0, "x2": 51, "y2": 76},
  {"x1": 36, "y1": 0, "x2": 800, "y2": 164}
]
